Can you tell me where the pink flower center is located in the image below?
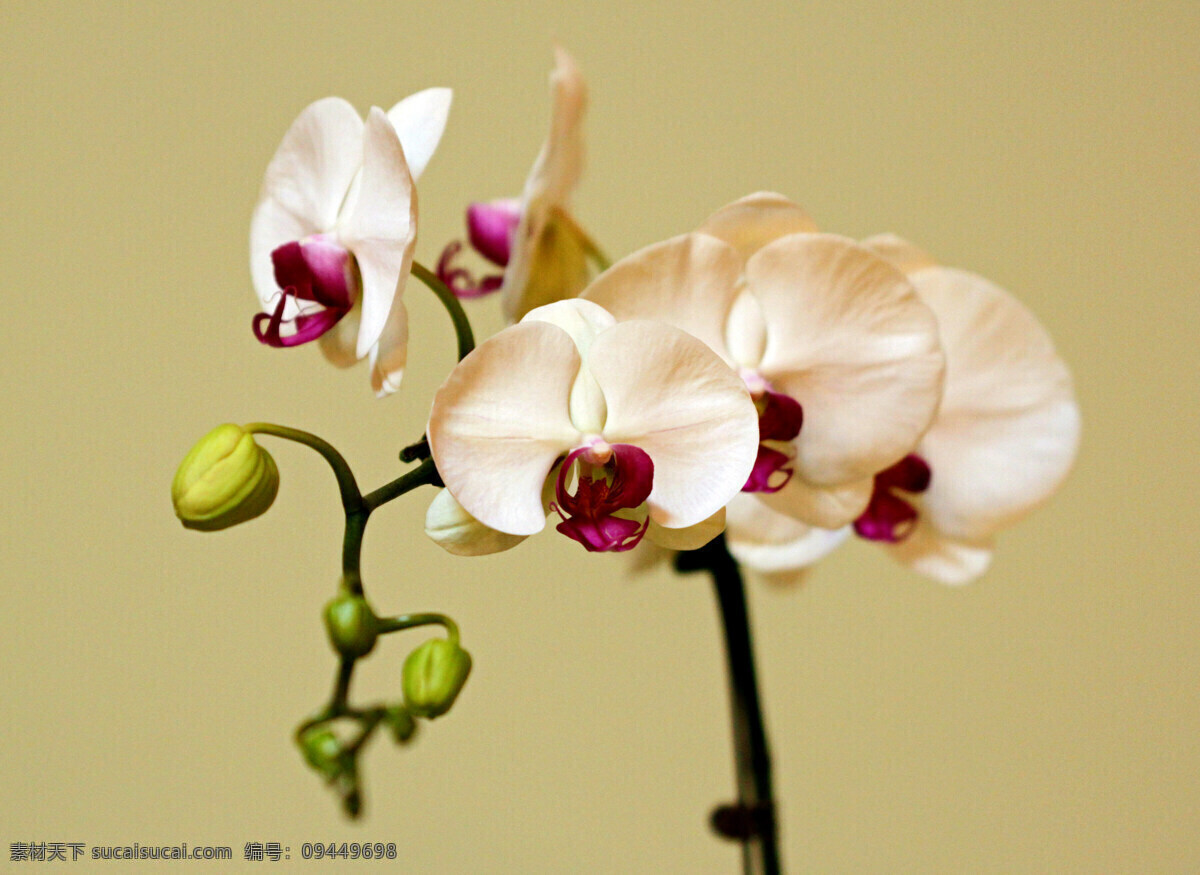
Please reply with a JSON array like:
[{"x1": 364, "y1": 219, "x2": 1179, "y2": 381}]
[
  {"x1": 436, "y1": 199, "x2": 522, "y2": 299},
  {"x1": 253, "y1": 236, "x2": 357, "y2": 347},
  {"x1": 853, "y1": 454, "x2": 932, "y2": 542},
  {"x1": 550, "y1": 442, "x2": 655, "y2": 552},
  {"x1": 742, "y1": 389, "x2": 804, "y2": 493}
]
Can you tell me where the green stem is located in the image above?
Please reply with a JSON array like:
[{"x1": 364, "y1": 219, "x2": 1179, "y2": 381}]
[
  {"x1": 376, "y1": 612, "x2": 460, "y2": 645},
  {"x1": 362, "y1": 457, "x2": 441, "y2": 512},
  {"x1": 244, "y1": 423, "x2": 363, "y2": 514},
  {"x1": 411, "y1": 261, "x2": 475, "y2": 361}
]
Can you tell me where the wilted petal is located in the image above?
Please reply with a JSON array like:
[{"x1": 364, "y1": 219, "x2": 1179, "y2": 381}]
[
  {"x1": 385, "y1": 87, "x2": 452, "y2": 182},
  {"x1": 428, "y1": 321, "x2": 583, "y2": 535},
  {"x1": 697, "y1": 191, "x2": 819, "y2": 262},
  {"x1": 758, "y1": 474, "x2": 874, "y2": 529},
  {"x1": 883, "y1": 522, "x2": 994, "y2": 585},
  {"x1": 589, "y1": 320, "x2": 758, "y2": 529},
  {"x1": 339, "y1": 107, "x2": 417, "y2": 360},
  {"x1": 583, "y1": 233, "x2": 744, "y2": 363},
  {"x1": 861, "y1": 233, "x2": 939, "y2": 274},
  {"x1": 527, "y1": 46, "x2": 586, "y2": 207},
  {"x1": 910, "y1": 267, "x2": 1080, "y2": 541},
  {"x1": 249, "y1": 98, "x2": 364, "y2": 311},
  {"x1": 750, "y1": 233, "x2": 945, "y2": 485},
  {"x1": 646, "y1": 507, "x2": 727, "y2": 551},
  {"x1": 425, "y1": 488, "x2": 526, "y2": 556},
  {"x1": 317, "y1": 304, "x2": 361, "y2": 367},
  {"x1": 502, "y1": 209, "x2": 590, "y2": 322},
  {"x1": 725, "y1": 494, "x2": 850, "y2": 573}
]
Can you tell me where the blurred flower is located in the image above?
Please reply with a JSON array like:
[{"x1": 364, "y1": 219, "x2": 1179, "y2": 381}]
[
  {"x1": 584, "y1": 192, "x2": 946, "y2": 533},
  {"x1": 250, "y1": 89, "x2": 452, "y2": 395},
  {"x1": 723, "y1": 236, "x2": 1081, "y2": 584},
  {"x1": 426, "y1": 299, "x2": 758, "y2": 553},
  {"x1": 437, "y1": 48, "x2": 592, "y2": 321}
]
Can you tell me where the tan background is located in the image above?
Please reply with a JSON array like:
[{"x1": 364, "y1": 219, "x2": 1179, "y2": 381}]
[{"x1": 2, "y1": 1, "x2": 1197, "y2": 872}]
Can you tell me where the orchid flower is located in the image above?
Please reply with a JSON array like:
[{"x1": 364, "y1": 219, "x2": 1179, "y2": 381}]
[
  {"x1": 249, "y1": 89, "x2": 452, "y2": 396},
  {"x1": 583, "y1": 192, "x2": 946, "y2": 535},
  {"x1": 722, "y1": 235, "x2": 1081, "y2": 584},
  {"x1": 437, "y1": 47, "x2": 593, "y2": 322},
  {"x1": 425, "y1": 299, "x2": 760, "y2": 554}
]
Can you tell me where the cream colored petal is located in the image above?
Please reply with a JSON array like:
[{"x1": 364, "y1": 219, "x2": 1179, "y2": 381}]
[
  {"x1": 317, "y1": 303, "x2": 360, "y2": 368},
  {"x1": 338, "y1": 107, "x2": 417, "y2": 359},
  {"x1": 522, "y1": 299, "x2": 615, "y2": 433},
  {"x1": 861, "y1": 233, "x2": 938, "y2": 274},
  {"x1": 589, "y1": 320, "x2": 759, "y2": 529},
  {"x1": 582, "y1": 233, "x2": 744, "y2": 363},
  {"x1": 249, "y1": 97, "x2": 364, "y2": 311},
  {"x1": 528, "y1": 46, "x2": 587, "y2": 207},
  {"x1": 883, "y1": 520, "x2": 994, "y2": 585},
  {"x1": 385, "y1": 87, "x2": 452, "y2": 182},
  {"x1": 696, "y1": 191, "x2": 819, "y2": 262},
  {"x1": 427, "y1": 321, "x2": 582, "y2": 535},
  {"x1": 425, "y1": 488, "x2": 527, "y2": 556},
  {"x1": 646, "y1": 507, "x2": 726, "y2": 551},
  {"x1": 501, "y1": 208, "x2": 591, "y2": 323},
  {"x1": 368, "y1": 299, "x2": 408, "y2": 397},
  {"x1": 757, "y1": 474, "x2": 874, "y2": 529},
  {"x1": 725, "y1": 493, "x2": 849, "y2": 573},
  {"x1": 749, "y1": 233, "x2": 945, "y2": 485},
  {"x1": 911, "y1": 267, "x2": 1081, "y2": 541}
]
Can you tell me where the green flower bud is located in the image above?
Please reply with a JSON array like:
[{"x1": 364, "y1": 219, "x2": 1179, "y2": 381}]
[
  {"x1": 402, "y1": 638, "x2": 472, "y2": 719},
  {"x1": 384, "y1": 704, "x2": 417, "y2": 744},
  {"x1": 323, "y1": 594, "x2": 378, "y2": 658},
  {"x1": 171, "y1": 424, "x2": 279, "y2": 531},
  {"x1": 298, "y1": 726, "x2": 349, "y2": 779}
]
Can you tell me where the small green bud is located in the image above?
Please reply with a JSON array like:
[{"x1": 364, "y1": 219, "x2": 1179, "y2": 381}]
[
  {"x1": 298, "y1": 726, "x2": 348, "y2": 779},
  {"x1": 171, "y1": 424, "x2": 279, "y2": 531},
  {"x1": 323, "y1": 594, "x2": 378, "y2": 658},
  {"x1": 402, "y1": 638, "x2": 472, "y2": 719},
  {"x1": 384, "y1": 704, "x2": 417, "y2": 744}
]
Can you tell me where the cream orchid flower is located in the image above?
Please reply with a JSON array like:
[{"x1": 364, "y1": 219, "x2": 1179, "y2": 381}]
[
  {"x1": 584, "y1": 192, "x2": 946, "y2": 533},
  {"x1": 723, "y1": 235, "x2": 1081, "y2": 584},
  {"x1": 249, "y1": 89, "x2": 452, "y2": 396},
  {"x1": 425, "y1": 299, "x2": 759, "y2": 554},
  {"x1": 436, "y1": 47, "x2": 593, "y2": 322}
]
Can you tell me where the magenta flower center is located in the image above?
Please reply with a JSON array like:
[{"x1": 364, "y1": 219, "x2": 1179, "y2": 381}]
[
  {"x1": 253, "y1": 236, "x2": 357, "y2": 347},
  {"x1": 436, "y1": 199, "x2": 522, "y2": 299},
  {"x1": 550, "y1": 442, "x2": 655, "y2": 552},
  {"x1": 742, "y1": 389, "x2": 804, "y2": 493},
  {"x1": 853, "y1": 454, "x2": 932, "y2": 542}
]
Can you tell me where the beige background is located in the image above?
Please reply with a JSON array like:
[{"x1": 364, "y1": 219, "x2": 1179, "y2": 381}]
[{"x1": 2, "y1": 1, "x2": 1197, "y2": 872}]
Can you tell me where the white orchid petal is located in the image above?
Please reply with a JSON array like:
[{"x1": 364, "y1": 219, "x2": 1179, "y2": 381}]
[
  {"x1": 696, "y1": 191, "x2": 819, "y2": 262},
  {"x1": 249, "y1": 97, "x2": 364, "y2": 310},
  {"x1": 758, "y1": 474, "x2": 875, "y2": 529},
  {"x1": 646, "y1": 507, "x2": 726, "y2": 551},
  {"x1": 588, "y1": 320, "x2": 758, "y2": 529},
  {"x1": 725, "y1": 494, "x2": 850, "y2": 572},
  {"x1": 724, "y1": 290, "x2": 768, "y2": 370},
  {"x1": 583, "y1": 233, "x2": 744, "y2": 363},
  {"x1": 368, "y1": 299, "x2": 409, "y2": 397},
  {"x1": 522, "y1": 299, "x2": 615, "y2": 433},
  {"x1": 425, "y1": 488, "x2": 526, "y2": 556},
  {"x1": 749, "y1": 233, "x2": 945, "y2": 484},
  {"x1": 911, "y1": 267, "x2": 1081, "y2": 541},
  {"x1": 861, "y1": 233, "x2": 939, "y2": 274},
  {"x1": 428, "y1": 321, "x2": 583, "y2": 535},
  {"x1": 385, "y1": 87, "x2": 452, "y2": 182},
  {"x1": 884, "y1": 521, "x2": 994, "y2": 585},
  {"x1": 339, "y1": 107, "x2": 417, "y2": 359}
]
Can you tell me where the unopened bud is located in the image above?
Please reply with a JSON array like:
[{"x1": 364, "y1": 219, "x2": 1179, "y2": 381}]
[
  {"x1": 323, "y1": 594, "x2": 378, "y2": 658},
  {"x1": 402, "y1": 638, "x2": 472, "y2": 719},
  {"x1": 385, "y1": 705, "x2": 417, "y2": 744},
  {"x1": 171, "y1": 424, "x2": 278, "y2": 531},
  {"x1": 298, "y1": 726, "x2": 348, "y2": 779}
]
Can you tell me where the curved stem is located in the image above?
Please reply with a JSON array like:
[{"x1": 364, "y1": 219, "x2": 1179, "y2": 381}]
[
  {"x1": 376, "y1": 612, "x2": 460, "y2": 645},
  {"x1": 677, "y1": 535, "x2": 781, "y2": 875},
  {"x1": 244, "y1": 423, "x2": 363, "y2": 514},
  {"x1": 362, "y1": 456, "x2": 441, "y2": 512},
  {"x1": 411, "y1": 261, "x2": 475, "y2": 361}
]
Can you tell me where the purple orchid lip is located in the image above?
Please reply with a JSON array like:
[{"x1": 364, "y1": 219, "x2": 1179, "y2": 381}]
[
  {"x1": 742, "y1": 389, "x2": 804, "y2": 493},
  {"x1": 853, "y1": 454, "x2": 932, "y2": 542},
  {"x1": 435, "y1": 199, "x2": 523, "y2": 299},
  {"x1": 551, "y1": 443, "x2": 655, "y2": 552},
  {"x1": 253, "y1": 238, "x2": 355, "y2": 348}
]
